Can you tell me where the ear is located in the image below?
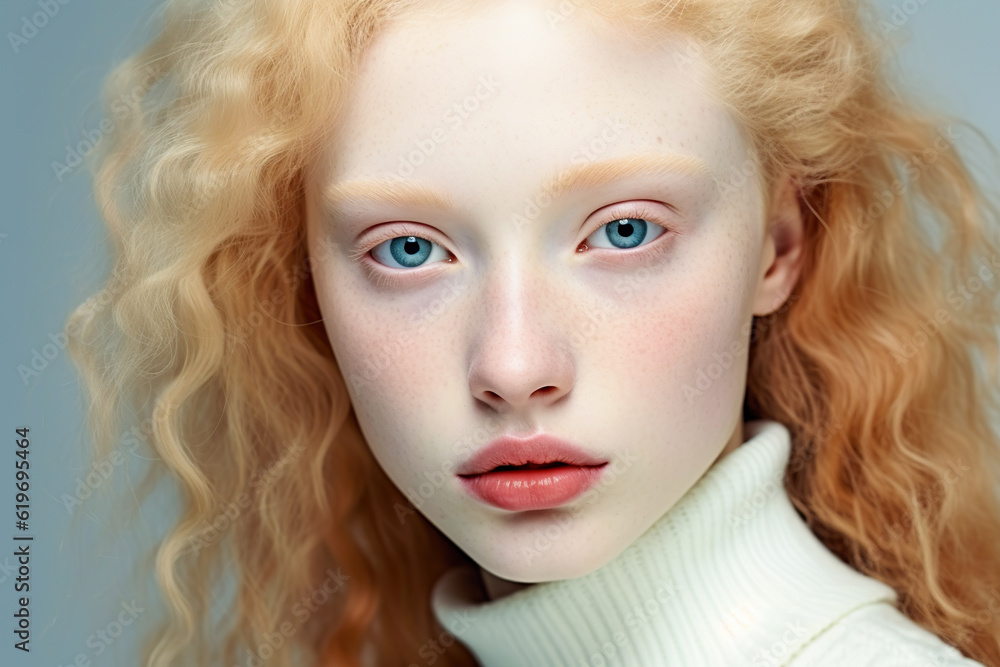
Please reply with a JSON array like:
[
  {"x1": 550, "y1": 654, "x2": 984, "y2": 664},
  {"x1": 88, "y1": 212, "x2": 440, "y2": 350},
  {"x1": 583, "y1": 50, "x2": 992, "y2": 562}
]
[{"x1": 752, "y1": 172, "x2": 806, "y2": 316}]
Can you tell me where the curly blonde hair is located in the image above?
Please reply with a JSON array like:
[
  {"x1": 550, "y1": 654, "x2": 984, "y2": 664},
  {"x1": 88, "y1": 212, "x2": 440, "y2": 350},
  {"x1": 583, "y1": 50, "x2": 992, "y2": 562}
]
[{"x1": 66, "y1": 0, "x2": 1000, "y2": 665}]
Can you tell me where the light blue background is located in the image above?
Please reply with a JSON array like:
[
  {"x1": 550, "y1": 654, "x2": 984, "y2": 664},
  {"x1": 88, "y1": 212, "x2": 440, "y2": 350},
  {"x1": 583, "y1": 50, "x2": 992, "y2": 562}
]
[{"x1": 0, "y1": 1, "x2": 997, "y2": 665}]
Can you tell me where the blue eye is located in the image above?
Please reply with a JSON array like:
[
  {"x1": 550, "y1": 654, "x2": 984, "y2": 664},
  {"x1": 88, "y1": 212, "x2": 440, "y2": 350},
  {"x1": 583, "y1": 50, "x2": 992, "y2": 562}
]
[
  {"x1": 585, "y1": 217, "x2": 667, "y2": 250},
  {"x1": 371, "y1": 235, "x2": 449, "y2": 269},
  {"x1": 366, "y1": 208, "x2": 671, "y2": 273}
]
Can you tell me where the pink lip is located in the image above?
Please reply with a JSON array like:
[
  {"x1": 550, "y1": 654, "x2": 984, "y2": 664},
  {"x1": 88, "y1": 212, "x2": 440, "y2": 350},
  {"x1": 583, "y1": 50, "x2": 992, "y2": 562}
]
[{"x1": 457, "y1": 434, "x2": 608, "y2": 511}]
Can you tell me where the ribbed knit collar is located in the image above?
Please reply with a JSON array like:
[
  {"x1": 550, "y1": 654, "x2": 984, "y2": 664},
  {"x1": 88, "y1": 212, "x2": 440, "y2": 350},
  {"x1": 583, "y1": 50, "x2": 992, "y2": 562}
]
[{"x1": 430, "y1": 419, "x2": 899, "y2": 666}]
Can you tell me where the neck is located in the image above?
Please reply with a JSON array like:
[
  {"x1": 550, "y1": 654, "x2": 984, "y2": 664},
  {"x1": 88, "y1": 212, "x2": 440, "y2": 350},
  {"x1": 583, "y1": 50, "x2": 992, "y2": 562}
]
[{"x1": 479, "y1": 569, "x2": 530, "y2": 600}]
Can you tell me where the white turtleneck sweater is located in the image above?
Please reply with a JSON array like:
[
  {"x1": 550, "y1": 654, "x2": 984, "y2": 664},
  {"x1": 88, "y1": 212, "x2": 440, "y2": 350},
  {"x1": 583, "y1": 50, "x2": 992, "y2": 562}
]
[{"x1": 431, "y1": 419, "x2": 986, "y2": 666}]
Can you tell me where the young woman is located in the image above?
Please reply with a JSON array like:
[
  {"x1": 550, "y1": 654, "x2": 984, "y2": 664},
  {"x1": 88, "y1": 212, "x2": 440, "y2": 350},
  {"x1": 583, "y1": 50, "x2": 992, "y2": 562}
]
[{"x1": 67, "y1": 0, "x2": 1000, "y2": 665}]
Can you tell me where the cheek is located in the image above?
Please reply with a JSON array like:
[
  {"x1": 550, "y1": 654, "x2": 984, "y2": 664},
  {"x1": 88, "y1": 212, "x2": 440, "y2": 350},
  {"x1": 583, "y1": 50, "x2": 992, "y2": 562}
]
[
  {"x1": 673, "y1": 272, "x2": 753, "y2": 417},
  {"x1": 608, "y1": 248, "x2": 752, "y2": 420},
  {"x1": 315, "y1": 275, "x2": 461, "y2": 460},
  {"x1": 324, "y1": 304, "x2": 435, "y2": 413}
]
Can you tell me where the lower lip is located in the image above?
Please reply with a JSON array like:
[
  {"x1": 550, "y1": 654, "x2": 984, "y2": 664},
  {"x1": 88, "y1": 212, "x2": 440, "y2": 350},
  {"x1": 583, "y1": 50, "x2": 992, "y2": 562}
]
[{"x1": 459, "y1": 464, "x2": 607, "y2": 511}]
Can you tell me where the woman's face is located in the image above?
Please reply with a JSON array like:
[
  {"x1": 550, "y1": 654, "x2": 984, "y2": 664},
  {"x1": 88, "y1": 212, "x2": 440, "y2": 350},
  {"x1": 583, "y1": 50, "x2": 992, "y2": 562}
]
[{"x1": 305, "y1": 1, "x2": 802, "y2": 584}]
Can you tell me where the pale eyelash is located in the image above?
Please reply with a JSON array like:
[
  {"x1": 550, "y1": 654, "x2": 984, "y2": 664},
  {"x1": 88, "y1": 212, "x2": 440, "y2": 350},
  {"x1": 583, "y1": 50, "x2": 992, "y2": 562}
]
[
  {"x1": 583, "y1": 201, "x2": 678, "y2": 269},
  {"x1": 348, "y1": 223, "x2": 440, "y2": 263},
  {"x1": 352, "y1": 202, "x2": 678, "y2": 286}
]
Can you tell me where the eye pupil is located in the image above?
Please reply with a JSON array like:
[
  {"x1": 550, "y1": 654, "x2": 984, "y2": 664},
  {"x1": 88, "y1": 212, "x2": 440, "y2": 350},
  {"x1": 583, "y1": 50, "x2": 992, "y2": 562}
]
[
  {"x1": 386, "y1": 235, "x2": 433, "y2": 267},
  {"x1": 605, "y1": 218, "x2": 648, "y2": 249}
]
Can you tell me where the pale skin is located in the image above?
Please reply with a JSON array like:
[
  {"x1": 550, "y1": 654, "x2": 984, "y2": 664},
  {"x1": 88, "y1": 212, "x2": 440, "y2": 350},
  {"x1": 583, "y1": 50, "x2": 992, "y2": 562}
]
[{"x1": 304, "y1": 0, "x2": 804, "y2": 600}]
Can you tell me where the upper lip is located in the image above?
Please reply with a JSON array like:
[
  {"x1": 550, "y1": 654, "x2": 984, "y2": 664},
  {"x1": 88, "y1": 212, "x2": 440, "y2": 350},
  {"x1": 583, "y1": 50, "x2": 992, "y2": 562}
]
[{"x1": 457, "y1": 433, "x2": 608, "y2": 476}]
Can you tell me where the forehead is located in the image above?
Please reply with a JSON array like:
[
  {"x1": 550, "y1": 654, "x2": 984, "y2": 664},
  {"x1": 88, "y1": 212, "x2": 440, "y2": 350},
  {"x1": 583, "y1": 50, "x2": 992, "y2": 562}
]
[{"x1": 318, "y1": 1, "x2": 750, "y2": 200}]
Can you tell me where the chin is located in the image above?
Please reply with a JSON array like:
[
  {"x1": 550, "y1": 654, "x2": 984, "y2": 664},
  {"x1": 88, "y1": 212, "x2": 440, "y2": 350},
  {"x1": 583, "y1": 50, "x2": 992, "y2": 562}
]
[{"x1": 467, "y1": 524, "x2": 623, "y2": 583}]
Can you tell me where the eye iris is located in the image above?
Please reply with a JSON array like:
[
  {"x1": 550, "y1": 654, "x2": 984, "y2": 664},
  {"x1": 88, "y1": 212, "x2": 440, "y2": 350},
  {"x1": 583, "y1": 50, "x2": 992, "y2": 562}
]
[
  {"x1": 380, "y1": 219, "x2": 653, "y2": 268},
  {"x1": 389, "y1": 235, "x2": 432, "y2": 267},
  {"x1": 605, "y1": 218, "x2": 647, "y2": 249}
]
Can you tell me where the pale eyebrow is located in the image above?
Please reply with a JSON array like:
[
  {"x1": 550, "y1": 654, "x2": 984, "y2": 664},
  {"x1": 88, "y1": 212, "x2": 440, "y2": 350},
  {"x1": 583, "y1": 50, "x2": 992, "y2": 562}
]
[
  {"x1": 320, "y1": 153, "x2": 712, "y2": 215},
  {"x1": 541, "y1": 153, "x2": 711, "y2": 199},
  {"x1": 322, "y1": 179, "x2": 454, "y2": 215}
]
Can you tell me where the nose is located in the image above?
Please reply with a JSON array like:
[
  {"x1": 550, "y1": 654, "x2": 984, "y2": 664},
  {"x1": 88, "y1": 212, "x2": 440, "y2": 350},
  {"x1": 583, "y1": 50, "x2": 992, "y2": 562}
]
[{"x1": 467, "y1": 264, "x2": 576, "y2": 415}]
